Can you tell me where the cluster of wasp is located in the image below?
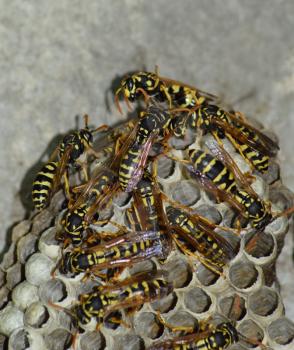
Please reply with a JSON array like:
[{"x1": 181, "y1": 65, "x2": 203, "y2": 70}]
[{"x1": 31, "y1": 69, "x2": 290, "y2": 349}]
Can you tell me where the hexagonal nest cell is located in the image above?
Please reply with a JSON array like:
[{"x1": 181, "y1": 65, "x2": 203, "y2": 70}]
[{"x1": 1, "y1": 73, "x2": 294, "y2": 350}]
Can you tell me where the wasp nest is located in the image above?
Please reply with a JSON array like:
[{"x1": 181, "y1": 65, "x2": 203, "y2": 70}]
[{"x1": 0, "y1": 76, "x2": 294, "y2": 350}]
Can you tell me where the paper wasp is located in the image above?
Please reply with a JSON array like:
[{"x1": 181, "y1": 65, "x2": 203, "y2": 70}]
[
  {"x1": 115, "y1": 69, "x2": 218, "y2": 114},
  {"x1": 128, "y1": 170, "x2": 237, "y2": 274},
  {"x1": 164, "y1": 141, "x2": 272, "y2": 230},
  {"x1": 175, "y1": 104, "x2": 279, "y2": 174},
  {"x1": 166, "y1": 206, "x2": 237, "y2": 274},
  {"x1": 185, "y1": 146, "x2": 273, "y2": 229},
  {"x1": 52, "y1": 270, "x2": 173, "y2": 332},
  {"x1": 59, "y1": 229, "x2": 171, "y2": 277},
  {"x1": 119, "y1": 102, "x2": 174, "y2": 192},
  {"x1": 150, "y1": 313, "x2": 270, "y2": 350},
  {"x1": 66, "y1": 116, "x2": 140, "y2": 212},
  {"x1": 148, "y1": 322, "x2": 239, "y2": 350},
  {"x1": 32, "y1": 115, "x2": 108, "y2": 211},
  {"x1": 57, "y1": 203, "x2": 99, "y2": 246}
]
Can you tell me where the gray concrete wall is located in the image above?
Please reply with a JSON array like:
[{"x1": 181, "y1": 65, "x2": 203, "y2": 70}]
[{"x1": 0, "y1": 0, "x2": 293, "y2": 318}]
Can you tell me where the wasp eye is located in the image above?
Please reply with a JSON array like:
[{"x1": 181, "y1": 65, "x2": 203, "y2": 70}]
[{"x1": 126, "y1": 78, "x2": 134, "y2": 91}]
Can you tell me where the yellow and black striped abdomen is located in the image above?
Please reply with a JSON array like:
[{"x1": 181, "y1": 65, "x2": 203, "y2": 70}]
[
  {"x1": 32, "y1": 161, "x2": 59, "y2": 210},
  {"x1": 186, "y1": 323, "x2": 238, "y2": 349},
  {"x1": 119, "y1": 140, "x2": 143, "y2": 190},
  {"x1": 236, "y1": 141, "x2": 269, "y2": 173},
  {"x1": 150, "y1": 322, "x2": 238, "y2": 350},
  {"x1": 181, "y1": 220, "x2": 226, "y2": 266},
  {"x1": 229, "y1": 125, "x2": 269, "y2": 173},
  {"x1": 189, "y1": 149, "x2": 237, "y2": 193},
  {"x1": 190, "y1": 104, "x2": 230, "y2": 131},
  {"x1": 225, "y1": 122, "x2": 269, "y2": 173},
  {"x1": 235, "y1": 190, "x2": 272, "y2": 229},
  {"x1": 166, "y1": 207, "x2": 228, "y2": 269}
]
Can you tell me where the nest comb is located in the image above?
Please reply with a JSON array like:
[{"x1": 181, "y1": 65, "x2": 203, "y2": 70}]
[{"x1": 0, "y1": 115, "x2": 293, "y2": 350}]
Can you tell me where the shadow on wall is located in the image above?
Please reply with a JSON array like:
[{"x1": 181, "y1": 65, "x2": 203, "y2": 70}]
[
  {"x1": 0, "y1": 133, "x2": 64, "y2": 262},
  {"x1": 1, "y1": 116, "x2": 84, "y2": 261}
]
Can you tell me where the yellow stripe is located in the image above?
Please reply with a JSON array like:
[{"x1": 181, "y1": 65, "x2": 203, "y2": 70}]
[
  {"x1": 202, "y1": 158, "x2": 215, "y2": 175},
  {"x1": 132, "y1": 243, "x2": 138, "y2": 254},
  {"x1": 33, "y1": 180, "x2": 52, "y2": 187},
  {"x1": 194, "y1": 151, "x2": 206, "y2": 166},
  {"x1": 32, "y1": 189, "x2": 49, "y2": 194},
  {"x1": 120, "y1": 163, "x2": 132, "y2": 170},
  {"x1": 213, "y1": 167, "x2": 227, "y2": 183},
  {"x1": 38, "y1": 170, "x2": 55, "y2": 178}
]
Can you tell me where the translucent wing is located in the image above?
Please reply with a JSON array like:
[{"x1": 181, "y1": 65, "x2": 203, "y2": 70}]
[
  {"x1": 212, "y1": 111, "x2": 279, "y2": 157},
  {"x1": 96, "y1": 270, "x2": 167, "y2": 294},
  {"x1": 159, "y1": 74, "x2": 219, "y2": 103},
  {"x1": 207, "y1": 142, "x2": 258, "y2": 198},
  {"x1": 187, "y1": 165, "x2": 246, "y2": 216}
]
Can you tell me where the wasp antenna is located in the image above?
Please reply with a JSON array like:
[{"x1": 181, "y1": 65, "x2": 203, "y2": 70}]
[
  {"x1": 154, "y1": 65, "x2": 160, "y2": 76},
  {"x1": 92, "y1": 124, "x2": 110, "y2": 134},
  {"x1": 47, "y1": 300, "x2": 78, "y2": 321},
  {"x1": 83, "y1": 114, "x2": 89, "y2": 129}
]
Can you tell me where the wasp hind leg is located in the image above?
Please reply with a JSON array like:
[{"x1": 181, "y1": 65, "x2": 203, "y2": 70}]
[{"x1": 156, "y1": 311, "x2": 195, "y2": 334}]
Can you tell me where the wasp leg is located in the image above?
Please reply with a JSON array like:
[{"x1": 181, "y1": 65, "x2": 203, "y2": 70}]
[
  {"x1": 63, "y1": 170, "x2": 72, "y2": 202},
  {"x1": 189, "y1": 249, "x2": 225, "y2": 278},
  {"x1": 156, "y1": 311, "x2": 195, "y2": 333},
  {"x1": 106, "y1": 316, "x2": 131, "y2": 329},
  {"x1": 136, "y1": 87, "x2": 151, "y2": 106},
  {"x1": 75, "y1": 160, "x2": 89, "y2": 182},
  {"x1": 95, "y1": 318, "x2": 103, "y2": 331},
  {"x1": 243, "y1": 171, "x2": 256, "y2": 184}
]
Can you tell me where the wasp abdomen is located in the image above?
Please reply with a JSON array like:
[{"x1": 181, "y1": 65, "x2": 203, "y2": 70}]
[{"x1": 32, "y1": 161, "x2": 59, "y2": 210}]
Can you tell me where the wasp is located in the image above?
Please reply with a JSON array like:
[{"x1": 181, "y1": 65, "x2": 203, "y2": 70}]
[
  {"x1": 176, "y1": 104, "x2": 279, "y2": 174},
  {"x1": 185, "y1": 148, "x2": 272, "y2": 229},
  {"x1": 69, "y1": 116, "x2": 144, "y2": 214},
  {"x1": 115, "y1": 69, "x2": 217, "y2": 114},
  {"x1": 56, "y1": 165, "x2": 119, "y2": 246},
  {"x1": 166, "y1": 206, "x2": 236, "y2": 274},
  {"x1": 69, "y1": 270, "x2": 173, "y2": 331},
  {"x1": 54, "y1": 114, "x2": 109, "y2": 192},
  {"x1": 59, "y1": 229, "x2": 171, "y2": 277},
  {"x1": 148, "y1": 322, "x2": 239, "y2": 350},
  {"x1": 32, "y1": 115, "x2": 108, "y2": 211},
  {"x1": 130, "y1": 171, "x2": 164, "y2": 231},
  {"x1": 151, "y1": 313, "x2": 269, "y2": 350},
  {"x1": 118, "y1": 102, "x2": 173, "y2": 192}
]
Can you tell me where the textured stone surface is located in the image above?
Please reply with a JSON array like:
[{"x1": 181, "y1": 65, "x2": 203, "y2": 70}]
[{"x1": 0, "y1": 0, "x2": 293, "y2": 326}]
